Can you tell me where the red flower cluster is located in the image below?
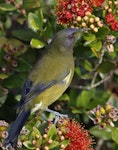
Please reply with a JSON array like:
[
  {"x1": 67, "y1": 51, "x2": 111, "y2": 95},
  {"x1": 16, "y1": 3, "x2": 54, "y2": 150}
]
[
  {"x1": 92, "y1": 0, "x2": 105, "y2": 7},
  {"x1": 65, "y1": 120, "x2": 93, "y2": 150},
  {"x1": 105, "y1": 13, "x2": 118, "y2": 31},
  {"x1": 56, "y1": 0, "x2": 104, "y2": 26}
]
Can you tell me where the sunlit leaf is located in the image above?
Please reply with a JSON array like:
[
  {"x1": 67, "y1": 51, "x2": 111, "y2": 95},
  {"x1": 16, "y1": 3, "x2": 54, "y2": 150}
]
[
  {"x1": 47, "y1": 125, "x2": 57, "y2": 139},
  {"x1": 30, "y1": 38, "x2": 45, "y2": 49},
  {"x1": 83, "y1": 33, "x2": 96, "y2": 42},
  {"x1": 90, "y1": 40, "x2": 102, "y2": 51},
  {"x1": 48, "y1": 141, "x2": 59, "y2": 149},
  {"x1": 28, "y1": 12, "x2": 43, "y2": 32},
  {"x1": 23, "y1": 141, "x2": 35, "y2": 149}
]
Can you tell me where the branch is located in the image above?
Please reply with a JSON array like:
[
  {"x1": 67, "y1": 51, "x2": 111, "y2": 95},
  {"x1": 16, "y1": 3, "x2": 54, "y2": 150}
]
[{"x1": 71, "y1": 75, "x2": 111, "y2": 90}]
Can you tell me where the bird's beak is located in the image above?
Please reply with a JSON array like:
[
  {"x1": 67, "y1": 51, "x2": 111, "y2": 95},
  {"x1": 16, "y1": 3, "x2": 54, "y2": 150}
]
[
  {"x1": 74, "y1": 28, "x2": 90, "y2": 42},
  {"x1": 80, "y1": 28, "x2": 91, "y2": 32}
]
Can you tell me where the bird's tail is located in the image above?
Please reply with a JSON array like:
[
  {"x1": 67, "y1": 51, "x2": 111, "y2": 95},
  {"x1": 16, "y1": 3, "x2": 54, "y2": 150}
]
[{"x1": 3, "y1": 109, "x2": 31, "y2": 149}]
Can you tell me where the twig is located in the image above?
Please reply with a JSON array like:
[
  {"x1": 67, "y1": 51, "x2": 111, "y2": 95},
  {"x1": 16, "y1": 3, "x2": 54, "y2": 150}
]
[
  {"x1": 71, "y1": 41, "x2": 107, "y2": 90},
  {"x1": 71, "y1": 75, "x2": 111, "y2": 90},
  {"x1": 93, "y1": 41, "x2": 106, "y2": 72},
  {"x1": 10, "y1": 0, "x2": 26, "y2": 17},
  {"x1": 95, "y1": 139, "x2": 104, "y2": 150}
]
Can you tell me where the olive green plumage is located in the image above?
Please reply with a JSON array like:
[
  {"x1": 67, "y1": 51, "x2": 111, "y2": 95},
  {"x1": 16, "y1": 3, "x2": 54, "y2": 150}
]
[{"x1": 3, "y1": 28, "x2": 84, "y2": 149}]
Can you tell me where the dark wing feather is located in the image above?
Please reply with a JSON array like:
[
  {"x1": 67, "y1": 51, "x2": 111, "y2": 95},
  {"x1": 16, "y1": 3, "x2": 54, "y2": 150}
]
[{"x1": 18, "y1": 69, "x2": 70, "y2": 108}]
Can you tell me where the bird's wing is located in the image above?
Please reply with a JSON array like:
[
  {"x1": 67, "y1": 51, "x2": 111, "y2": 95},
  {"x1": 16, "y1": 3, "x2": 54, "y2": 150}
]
[{"x1": 18, "y1": 69, "x2": 70, "y2": 108}]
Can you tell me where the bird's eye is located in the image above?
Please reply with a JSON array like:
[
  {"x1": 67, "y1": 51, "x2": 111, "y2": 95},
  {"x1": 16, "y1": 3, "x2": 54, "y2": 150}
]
[{"x1": 68, "y1": 34, "x2": 74, "y2": 39}]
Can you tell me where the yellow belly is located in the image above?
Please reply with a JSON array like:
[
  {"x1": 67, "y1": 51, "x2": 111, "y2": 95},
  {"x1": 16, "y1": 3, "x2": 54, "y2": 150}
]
[{"x1": 30, "y1": 69, "x2": 73, "y2": 113}]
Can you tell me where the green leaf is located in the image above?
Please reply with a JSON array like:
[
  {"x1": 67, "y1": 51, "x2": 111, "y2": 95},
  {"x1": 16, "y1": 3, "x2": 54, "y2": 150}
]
[
  {"x1": 0, "y1": 3, "x2": 16, "y2": 11},
  {"x1": 48, "y1": 141, "x2": 59, "y2": 149},
  {"x1": 23, "y1": 0, "x2": 40, "y2": 9},
  {"x1": 60, "y1": 140, "x2": 70, "y2": 148},
  {"x1": 15, "y1": 59, "x2": 32, "y2": 72},
  {"x1": 28, "y1": 12, "x2": 43, "y2": 32},
  {"x1": 98, "y1": 60, "x2": 115, "y2": 73},
  {"x1": 75, "y1": 67, "x2": 82, "y2": 77},
  {"x1": 110, "y1": 30, "x2": 118, "y2": 37},
  {"x1": 30, "y1": 38, "x2": 45, "y2": 49},
  {"x1": 47, "y1": 125, "x2": 57, "y2": 139},
  {"x1": 79, "y1": 59, "x2": 93, "y2": 72},
  {"x1": 90, "y1": 126, "x2": 112, "y2": 140},
  {"x1": 83, "y1": 33, "x2": 96, "y2": 42},
  {"x1": 91, "y1": 48, "x2": 100, "y2": 58},
  {"x1": 32, "y1": 127, "x2": 42, "y2": 145},
  {"x1": 23, "y1": 141, "x2": 35, "y2": 149},
  {"x1": 96, "y1": 27, "x2": 110, "y2": 39},
  {"x1": 0, "y1": 95, "x2": 7, "y2": 107},
  {"x1": 0, "y1": 73, "x2": 8, "y2": 79},
  {"x1": 76, "y1": 90, "x2": 94, "y2": 108},
  {"x1": 109, "y1": 126, "x2": 118, "y2": 144},
  {"x1": 12, "y1": 29, "x2": 40, "y2": 42},
  {"x1": 90, "y1": 40, "x2": 102, "y2": 51},
  {"x1": 2, "y1": 73, "x2": 27, "y2": 89}
]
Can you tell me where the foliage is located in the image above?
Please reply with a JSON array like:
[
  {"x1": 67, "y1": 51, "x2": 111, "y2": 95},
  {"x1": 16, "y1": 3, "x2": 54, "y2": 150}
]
[{"x1": 0, "y1": 0, "x2": 118, "y2": 149}]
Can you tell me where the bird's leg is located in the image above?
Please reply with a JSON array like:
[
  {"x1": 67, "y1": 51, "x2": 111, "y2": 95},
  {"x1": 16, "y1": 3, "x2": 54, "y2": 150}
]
[{"x1": 45, "y1": 108, "x2": 68, "y2": 124}]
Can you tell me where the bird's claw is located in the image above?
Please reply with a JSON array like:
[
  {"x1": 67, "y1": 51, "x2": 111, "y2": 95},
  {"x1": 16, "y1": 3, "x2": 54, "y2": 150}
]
[{"x1": 45, "y1": 108, "x2": 68, "y2": 124}]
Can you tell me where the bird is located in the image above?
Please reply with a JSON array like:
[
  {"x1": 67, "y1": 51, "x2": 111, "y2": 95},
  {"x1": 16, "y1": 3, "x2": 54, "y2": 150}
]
[{"x1": 3, "y1": 28, "x2": 87, "y2": 149}]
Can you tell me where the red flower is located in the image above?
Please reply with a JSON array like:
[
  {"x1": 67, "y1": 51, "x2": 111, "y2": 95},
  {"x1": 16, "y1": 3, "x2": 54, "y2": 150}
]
[
  {"x1": 65, "y1": 120, "x2": 93, "y2": 150},
  {"x1": 105, "y1": 13, "x2": 118, "y2": 30},
  {"x1": 110, "y1": 21, "x2": 118, "y2": 31},
  {"x1": 105, "y1": 13, "x2": 115, "y2": 24},
  {"x1": 56, "y1": 0, "x2": 93, "y2": 25},
  {"x1": 92, "y1": 0, "x2": 105, "y2": 7}
]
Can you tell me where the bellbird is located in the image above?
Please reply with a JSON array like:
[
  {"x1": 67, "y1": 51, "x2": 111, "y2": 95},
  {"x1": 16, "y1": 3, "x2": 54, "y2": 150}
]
[{"x1": 3, "y1": 28, "x2": 86, "y2": 149}]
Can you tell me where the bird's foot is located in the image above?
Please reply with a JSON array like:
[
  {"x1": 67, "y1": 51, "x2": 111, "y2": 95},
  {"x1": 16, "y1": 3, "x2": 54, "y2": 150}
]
[
  {"x1": 2, "y1": 144, "x2": 15, "y2": 150},
  {"x1": 46, "y1": 108, "x2": 68, "y2": 124}
]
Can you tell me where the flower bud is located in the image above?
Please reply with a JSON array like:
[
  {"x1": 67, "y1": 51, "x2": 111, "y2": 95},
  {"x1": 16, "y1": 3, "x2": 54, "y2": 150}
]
[
  {"x1": 93, "y1": 118, "x2": 102, "y2": 124},
  {"x1": 106, "y1": 43, "x2": 114, "y2": 53},
  {"x1": 36, "y1": 147, "x2": 40, "y2": 150},
  {"x1": 97, "y1": 21, "x2": 103, "y2": 27},
  {"x1": 108, "y1": 8, "x2": 112, "y2": 13},
  {"x1": 100, "y1": 107, "x2": 105, "y2": 115},
  {"x1": 93, "y1": 27, "x2": 98, "y2": 32},
  {"x1": 48, "y1": 139, "x2": 52, "y2": 144},
  {"x1": 36, "y1": 134, "x2": 40, "y2": 139},
  {"x1": 114, "y1": 1, "x2": 118, "y2": 5},
  {"x1": 106, "y1": 104, "x2": 111, "y2": 112},
  {"x1": 32, "y1": 140, "x2": 36, "y2": 145},
  {"x1": 104, "y1": 5, "x2": 109, "y2": 10},
  {"x1": 96, "y1": 110, "x2": 101, "y2": 117},
  {"x1": 43, "y1": 134, "x2": 48, "y2": 139},
  {"x1": 85, "y1": 11, "x2": 91, "y2": 16},
  {"x1": 108, "y1": 1, "x2": 112, "y2": 4},
  {"x1": 99, "y1": 123, "x2": 106, "y2": 129},
  {"x1": 44, "y1": 146, "x2": 49, "y2": 150},
  {"x1": 106, "y1": 35, "x2": 116, "y2": 44},
  {"x1": 89, "y1": 18, "x2": 94, "y2": 23},
  {"x1": 82, "y1": 22, "x2": 87, "y2": 27},
  {"x1": 95, "y1": 17, "x2": 100, "y2": 22},
  {"x1": 84, "y1": 16, "x2": 89, "y2": 21},
  {"x1": 60, "y1": 135, "x2": 65, "y2": 141},
  {"x1": 77, "y1": 16, "x2": 82, "y2": 21},
  {"x1": 60, "y1": 144, "x2": 65, "y2": 149},
  {"x1": 90, "y1": 24, "x2": 95, "y2": 29}
]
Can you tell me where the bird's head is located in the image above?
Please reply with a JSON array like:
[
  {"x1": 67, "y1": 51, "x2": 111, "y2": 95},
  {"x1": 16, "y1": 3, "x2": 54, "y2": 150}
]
[{"x1": 51, "y1": 28, "x2": 89, "y2": 53}]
